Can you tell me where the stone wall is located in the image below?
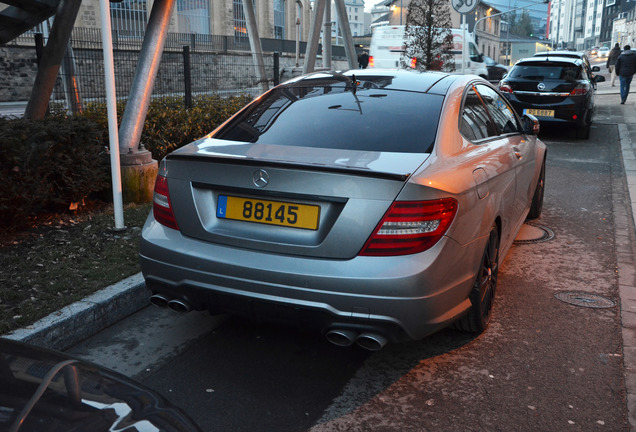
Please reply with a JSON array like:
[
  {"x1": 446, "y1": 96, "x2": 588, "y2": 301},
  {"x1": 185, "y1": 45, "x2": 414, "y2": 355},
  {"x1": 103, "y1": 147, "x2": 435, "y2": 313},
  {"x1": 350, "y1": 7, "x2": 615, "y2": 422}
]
[
  {"x1": 0, "y1": 41, "x2": 348, "y2": 104},
  {"x1": 0, "y1": 45, "x2": 40, "y2": 102}
]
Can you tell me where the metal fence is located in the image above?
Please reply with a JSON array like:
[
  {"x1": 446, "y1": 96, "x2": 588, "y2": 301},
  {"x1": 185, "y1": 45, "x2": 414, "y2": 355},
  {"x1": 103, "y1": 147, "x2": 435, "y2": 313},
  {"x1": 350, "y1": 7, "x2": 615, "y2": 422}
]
[
  {"x1": 49, "y1": 28, "x2": 289, "y2": 110},
  {"x1": 6, "y1": 26, "x2": 350, "y2": 111}
]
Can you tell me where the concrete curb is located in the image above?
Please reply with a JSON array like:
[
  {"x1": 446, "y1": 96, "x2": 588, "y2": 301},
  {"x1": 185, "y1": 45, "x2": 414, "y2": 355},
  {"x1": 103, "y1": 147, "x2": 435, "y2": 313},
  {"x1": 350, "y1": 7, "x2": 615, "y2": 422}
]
[{"x1": 3, "y1": 273, "x2": 150, "y2": 351}]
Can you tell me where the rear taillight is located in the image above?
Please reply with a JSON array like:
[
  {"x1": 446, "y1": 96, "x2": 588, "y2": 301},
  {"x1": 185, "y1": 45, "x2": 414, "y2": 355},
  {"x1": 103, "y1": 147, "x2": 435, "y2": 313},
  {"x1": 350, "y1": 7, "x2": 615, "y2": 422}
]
[
  {"x1": 498, "y1": 82, "x2": 512, "y2": 93},
  {"x1": 410, "y1": 57, "x2": 417, "y2": 69},
  {"x1": 153, "y1": 174, "x2": 179, "y2": 230},
  {"x1": 569, "y1": 83, "x2": 590, "y2": 96},
  {"x1": 360, "y1": 198, "x2": 458, "y2": 256},
  {"x1": 369, "y1": 56, "x2": 374, "y2": 68}
]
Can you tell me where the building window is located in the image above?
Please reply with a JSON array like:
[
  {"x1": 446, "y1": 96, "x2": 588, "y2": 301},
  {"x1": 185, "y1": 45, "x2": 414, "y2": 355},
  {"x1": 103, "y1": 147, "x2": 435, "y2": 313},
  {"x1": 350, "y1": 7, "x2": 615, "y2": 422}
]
[
  {"x1": 177, "y1": 0, "x2": 210, "y2": 34},
  {"x1": 110, "y1": 0, "x2": 148, "y2": 37},
  {"x1": 234, "y1": 0, "x2": 247, "y2": 39},
  {"x1": 274, "y1": 0, "x2": 285, "y2": 39}
]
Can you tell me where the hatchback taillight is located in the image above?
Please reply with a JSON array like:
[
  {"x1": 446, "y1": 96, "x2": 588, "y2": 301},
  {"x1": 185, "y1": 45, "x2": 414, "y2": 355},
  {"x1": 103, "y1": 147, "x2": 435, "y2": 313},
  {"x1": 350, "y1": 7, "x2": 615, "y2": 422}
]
[
  {"x1": 569, "y1": 83, "x2": 590, "y2": 96},
  {"x1": 360, "y1": 198, "x2": 458, "y2": 256},
  {"x1": 369, "y1": 56, "x2": 374, "y2": 68},
  {"x1": 153, "y1": 174, "x2": 179, "y2": 230},
  {"x1": 499, "y1": 82, "x2": 512, "y2": 93}
]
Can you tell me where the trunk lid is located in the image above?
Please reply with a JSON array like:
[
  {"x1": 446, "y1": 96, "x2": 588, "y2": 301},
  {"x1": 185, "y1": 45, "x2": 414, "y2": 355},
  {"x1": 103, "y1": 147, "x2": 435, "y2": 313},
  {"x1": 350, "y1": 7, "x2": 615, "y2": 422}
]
[{"x1": 164, "y1": 139, "x2": 430, "y2": 259}]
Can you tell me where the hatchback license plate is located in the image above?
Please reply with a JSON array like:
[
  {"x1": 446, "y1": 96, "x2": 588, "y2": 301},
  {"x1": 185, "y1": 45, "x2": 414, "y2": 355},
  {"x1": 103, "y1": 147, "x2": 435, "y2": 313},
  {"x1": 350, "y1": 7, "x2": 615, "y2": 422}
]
[
  {"x1": 524, "y1": 108, "x2": 554, "y2": 117},
  {"x1": 217, "y1": 195, "x2": 320, "y2": 230}
]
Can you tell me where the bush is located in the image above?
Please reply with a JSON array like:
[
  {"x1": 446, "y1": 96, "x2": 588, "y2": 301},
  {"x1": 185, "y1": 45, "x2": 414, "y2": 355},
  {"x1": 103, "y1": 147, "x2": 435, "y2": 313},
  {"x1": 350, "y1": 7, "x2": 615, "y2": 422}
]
[
  {"x1": 82, "y1": 94, "x2": 253, "y2": 161},
  {"x1": 0, "y1": 116, "x2": 110, "y2": 229},
  {"x1": 1, "y1": 93, "x2": 252, "y2": 231}
]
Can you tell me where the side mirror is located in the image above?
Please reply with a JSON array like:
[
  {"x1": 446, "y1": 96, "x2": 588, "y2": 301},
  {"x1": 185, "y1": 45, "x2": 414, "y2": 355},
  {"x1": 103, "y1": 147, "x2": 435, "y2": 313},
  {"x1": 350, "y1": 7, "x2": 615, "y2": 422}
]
[
  {"x1": 594, "y1": 75, "x2": 606, "y2": 82},
  {"x1": 591, "y1": 65, "x2": 600, "y2": 72},
  {"x1": 522, "y1": 114, "x2": 540, "y2": 136}
]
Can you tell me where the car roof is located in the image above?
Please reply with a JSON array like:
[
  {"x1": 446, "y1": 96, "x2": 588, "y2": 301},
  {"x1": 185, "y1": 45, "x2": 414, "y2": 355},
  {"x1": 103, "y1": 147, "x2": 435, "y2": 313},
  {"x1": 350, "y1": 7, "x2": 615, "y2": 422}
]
[
  {"x1": 282, "y1": 69, "x2": 460, "y2": 95},
  {"x1": 533, "y1": 50, "x2": 586, "y2": 58},
  {"x1": 518, "y1": 56, "x2": 582, "y2": 66}
]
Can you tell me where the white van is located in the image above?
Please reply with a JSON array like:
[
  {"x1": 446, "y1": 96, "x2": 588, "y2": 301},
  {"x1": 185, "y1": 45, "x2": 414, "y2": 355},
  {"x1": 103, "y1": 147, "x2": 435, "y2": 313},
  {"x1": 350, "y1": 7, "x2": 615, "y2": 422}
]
[{"x1": 368, "y1": 25, "x2": 488, "y2": 77}]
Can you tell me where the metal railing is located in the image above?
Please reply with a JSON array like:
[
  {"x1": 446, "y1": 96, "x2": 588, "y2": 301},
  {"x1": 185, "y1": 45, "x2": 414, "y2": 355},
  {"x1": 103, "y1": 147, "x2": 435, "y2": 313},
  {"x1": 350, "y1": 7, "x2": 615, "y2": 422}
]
[{"x1": 5, "y1": 27, "x2": 351, "y2": 111}]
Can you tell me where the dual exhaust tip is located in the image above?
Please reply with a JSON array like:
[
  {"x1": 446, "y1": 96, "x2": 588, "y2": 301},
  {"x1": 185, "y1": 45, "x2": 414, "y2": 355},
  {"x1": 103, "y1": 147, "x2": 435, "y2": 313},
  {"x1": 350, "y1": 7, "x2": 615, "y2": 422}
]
[
  {"x1": 325, "y1": 329, "x2": 388, "y2": 351},
  {"x1": 150, "y1": 293, "x2": 191, "y2": 314},
  {"x1": 151, "y1": 294, "x2": 387, "y2": 350}
]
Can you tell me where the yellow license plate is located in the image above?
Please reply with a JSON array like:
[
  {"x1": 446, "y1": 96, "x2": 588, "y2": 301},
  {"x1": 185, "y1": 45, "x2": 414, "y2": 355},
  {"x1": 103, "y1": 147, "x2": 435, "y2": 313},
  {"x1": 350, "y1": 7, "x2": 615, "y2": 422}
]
[
  {"x1": 216, "y1": 195, "x2": 320, "y2": 230},
  {"x1": 524, "y1": 109, "x2": 554, "y2": 117}
]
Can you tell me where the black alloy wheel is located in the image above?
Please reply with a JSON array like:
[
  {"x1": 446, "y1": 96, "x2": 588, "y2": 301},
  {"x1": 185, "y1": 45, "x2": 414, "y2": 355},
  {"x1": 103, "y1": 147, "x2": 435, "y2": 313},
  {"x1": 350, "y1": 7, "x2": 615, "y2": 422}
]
[{"x1": 456, "y1": 225, "x2": 499, "y2": 333}]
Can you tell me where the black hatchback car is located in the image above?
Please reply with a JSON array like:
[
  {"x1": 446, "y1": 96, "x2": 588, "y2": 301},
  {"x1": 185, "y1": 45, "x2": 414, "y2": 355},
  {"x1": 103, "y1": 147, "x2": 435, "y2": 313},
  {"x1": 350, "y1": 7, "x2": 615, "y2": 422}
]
[{"x1": 498, "y1": 56, "x2": 604, "y2": 139}]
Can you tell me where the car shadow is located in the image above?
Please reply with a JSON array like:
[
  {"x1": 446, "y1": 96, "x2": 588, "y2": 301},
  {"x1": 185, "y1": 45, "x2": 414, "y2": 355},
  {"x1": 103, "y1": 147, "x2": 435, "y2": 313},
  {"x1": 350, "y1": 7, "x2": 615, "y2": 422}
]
[{"x1": 140, "y1": 315, "x2": 476, "y2": 432}]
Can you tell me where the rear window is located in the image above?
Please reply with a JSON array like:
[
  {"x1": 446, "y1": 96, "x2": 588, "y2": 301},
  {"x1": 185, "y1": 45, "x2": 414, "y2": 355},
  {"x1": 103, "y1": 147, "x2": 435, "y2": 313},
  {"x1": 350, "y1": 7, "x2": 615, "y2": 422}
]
[
  {"x1": 508, "y1": 63, "x2": 581, "y2": 81},
  {"x1": 214, "y1": 83, "x2": 442, "y2": 153}
]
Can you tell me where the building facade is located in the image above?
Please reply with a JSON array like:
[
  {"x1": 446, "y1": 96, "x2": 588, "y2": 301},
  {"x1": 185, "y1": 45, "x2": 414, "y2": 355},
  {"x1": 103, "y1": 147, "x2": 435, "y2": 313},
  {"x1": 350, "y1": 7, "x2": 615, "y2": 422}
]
[
  {"x1": 582, "y1": 0, "x2": 604, "y2": 49},
  {"x1": 599, "y1": 0, "x2": 635, "y2": 46},
  {"x1": 75, "y1": 0, "x2": 312, "y2": 41},
  {"x1": 330, "y1": 0, "x2": 367, "y2": 43}
]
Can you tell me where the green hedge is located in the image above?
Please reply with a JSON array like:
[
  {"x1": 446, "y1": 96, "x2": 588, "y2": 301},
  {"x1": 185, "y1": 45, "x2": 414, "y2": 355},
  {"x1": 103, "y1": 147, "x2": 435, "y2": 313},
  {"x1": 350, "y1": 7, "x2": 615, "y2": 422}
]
[
  {"x1": 82, "y1": 94, "x2": 252, "y2": 161},
  {"x1": 1, "y1": 94, "x2": 252, "y2": 231},
  {"x1": 0, "y1": 116, "x2": 109, "y2": 228}
]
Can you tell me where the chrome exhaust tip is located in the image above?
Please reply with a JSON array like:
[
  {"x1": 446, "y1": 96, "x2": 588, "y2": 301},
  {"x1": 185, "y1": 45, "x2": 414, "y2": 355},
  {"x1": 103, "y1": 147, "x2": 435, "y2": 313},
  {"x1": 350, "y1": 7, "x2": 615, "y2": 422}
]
[
  {"x1": 325, "y1": 329, "x2": 358, "y2": 347},
  {"x1": 167, "y1": 299, "x2": 191, "y2": 314},
  {"x1": 150, "y1": 294, "x2": 170, "y2": 308},
  {"x1": 356, "y1": 333, "x2": 388, "y2": 351}
]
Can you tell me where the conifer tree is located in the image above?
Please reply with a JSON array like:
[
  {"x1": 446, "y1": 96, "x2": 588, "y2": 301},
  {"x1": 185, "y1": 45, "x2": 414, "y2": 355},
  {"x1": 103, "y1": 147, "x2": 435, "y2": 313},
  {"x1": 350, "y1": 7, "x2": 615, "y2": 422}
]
[{"x1": 401, "y1": 0, "x2": 455, "y2": 71}]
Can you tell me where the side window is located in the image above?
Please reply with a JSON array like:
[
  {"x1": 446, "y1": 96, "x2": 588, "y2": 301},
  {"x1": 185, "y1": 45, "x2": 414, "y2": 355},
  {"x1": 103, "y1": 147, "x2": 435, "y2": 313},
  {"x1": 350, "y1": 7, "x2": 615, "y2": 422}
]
[
  {"x1": 460, "y1": 87, "x2": 497, "y2": 141},
  {"x1": 580, "y1": 64, "x2": 590, "y2": 81},
  {"x1": 469, "y1": 42, "x2": 481, "y2": 62},
  {"x1": 475, "y1": 84, "x2": 521, "y2": 135}
]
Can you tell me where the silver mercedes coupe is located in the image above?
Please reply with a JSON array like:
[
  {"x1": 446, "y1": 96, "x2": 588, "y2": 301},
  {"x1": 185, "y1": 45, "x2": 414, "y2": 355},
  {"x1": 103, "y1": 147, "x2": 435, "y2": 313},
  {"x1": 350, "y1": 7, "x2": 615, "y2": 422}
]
[{"x1": 140, "y1": 69, "x2": 546, "y2": 350}]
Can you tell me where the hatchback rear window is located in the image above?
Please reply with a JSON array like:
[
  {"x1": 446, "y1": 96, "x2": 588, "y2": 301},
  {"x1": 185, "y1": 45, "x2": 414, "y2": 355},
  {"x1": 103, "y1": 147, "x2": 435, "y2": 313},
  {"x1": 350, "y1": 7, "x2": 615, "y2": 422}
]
[
  {"x1": 214, "y1": 83, "x2": 442, "y2": 153},
  {"x1": 509, "y1": 63, "x2": 581, "y2": 81}
]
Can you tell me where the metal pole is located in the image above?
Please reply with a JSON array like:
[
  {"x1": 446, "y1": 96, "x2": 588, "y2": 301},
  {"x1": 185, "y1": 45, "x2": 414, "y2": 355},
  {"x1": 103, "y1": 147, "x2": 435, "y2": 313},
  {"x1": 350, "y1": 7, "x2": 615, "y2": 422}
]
[
  {"x1": 99, "y1": 0, "x2": 124, "y2": 230},
  {"x1": 323, "y1": 0, "x2": 332, "y2": 69},
  {"x1": 296, "y1": 17, "x2": 300, "y2": 67},
  {"x1": 118, "y1": 0, "x2": 175, "y2": 157},
  {"x1": 24, "y1": 0, "x2": 82, "y2": 120},
  {"x1": 333, "y1": 0, "x2": 357, "y2": 70},
  {"x1": 507, "y1": 0, "x2": 511, "y2": 65},
  {"x1": 462, "y1": 14, "x2": 466, "y2": 74},
  {"x1": 273, "y1": 52, "x2": 280, "y2": 86},
  {"x1": 183, "y1": 46, "x2": 192, "y2": 108},
  {"x1": 242, "y1": 0, "x2": 269, "y2": 93},
  {"x1": 304, "y1": 0, "x2": 328, "y2": 73}
]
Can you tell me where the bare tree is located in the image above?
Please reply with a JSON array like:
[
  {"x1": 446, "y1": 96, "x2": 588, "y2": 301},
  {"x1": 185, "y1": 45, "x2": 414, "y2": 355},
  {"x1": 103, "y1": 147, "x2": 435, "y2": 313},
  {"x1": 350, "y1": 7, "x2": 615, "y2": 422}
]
[{"x1": 401, "y1": 0, "x2": 455, "y2": 71}]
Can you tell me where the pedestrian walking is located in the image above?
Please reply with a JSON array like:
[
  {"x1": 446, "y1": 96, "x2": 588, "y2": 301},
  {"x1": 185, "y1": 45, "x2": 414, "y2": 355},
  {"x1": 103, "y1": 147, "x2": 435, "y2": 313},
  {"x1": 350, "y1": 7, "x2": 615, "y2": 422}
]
[
  {"x1": 358, "y1": 51, "x2": 369, "y2": 69},
  {"x1": 615, "y1": 45, "x2": 636, "y2": 104},
  {"x1": 606, "y1": 43, "x2": 621, "y2": 86}
]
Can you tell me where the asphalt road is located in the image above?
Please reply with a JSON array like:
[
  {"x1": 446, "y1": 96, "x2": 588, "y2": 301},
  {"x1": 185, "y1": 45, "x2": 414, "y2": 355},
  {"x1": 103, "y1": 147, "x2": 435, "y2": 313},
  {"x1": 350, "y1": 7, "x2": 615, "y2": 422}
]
[{"x1": 67, "y1": 110, "x2": 631, "y2": 431}]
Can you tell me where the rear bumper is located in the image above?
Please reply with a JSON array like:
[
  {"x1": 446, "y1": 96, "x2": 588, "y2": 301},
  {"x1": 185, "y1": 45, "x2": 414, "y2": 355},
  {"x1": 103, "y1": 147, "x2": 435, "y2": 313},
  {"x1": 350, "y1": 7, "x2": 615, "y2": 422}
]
[
  {"x1": 506, "y1": 95, "x2": 591, "y2": 126},
  {"x1": 139, "y1": 216, "x2": 485, "y2": 342}
]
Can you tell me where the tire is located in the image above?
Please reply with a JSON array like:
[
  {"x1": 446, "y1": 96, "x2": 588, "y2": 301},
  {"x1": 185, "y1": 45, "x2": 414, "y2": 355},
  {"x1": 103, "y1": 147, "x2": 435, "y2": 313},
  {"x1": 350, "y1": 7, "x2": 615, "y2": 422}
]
[
  {"x1": 455, "y1": 225, "x2": 499, "y2": 333},
  {"x1": 527, "y1": 159, "x2": 545, "y2": 220},
  {"x1": 576, "y1": 113, "x2": 591, "y2": 139}
]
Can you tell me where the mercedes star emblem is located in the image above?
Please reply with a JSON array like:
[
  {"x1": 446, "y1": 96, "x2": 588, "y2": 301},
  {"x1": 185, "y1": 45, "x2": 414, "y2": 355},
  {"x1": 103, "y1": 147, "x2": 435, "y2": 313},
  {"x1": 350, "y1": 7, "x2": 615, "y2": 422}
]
[{"x1": 253, "y1": 169, "x2": 269, "y2": 188}]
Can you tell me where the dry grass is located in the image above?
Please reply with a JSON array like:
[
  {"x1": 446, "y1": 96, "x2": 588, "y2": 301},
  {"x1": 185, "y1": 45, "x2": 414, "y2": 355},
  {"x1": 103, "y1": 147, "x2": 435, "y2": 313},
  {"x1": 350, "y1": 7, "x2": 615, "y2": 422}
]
[{"x1": 0, "y1": 202, "x2": 152, "y2": 335}]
